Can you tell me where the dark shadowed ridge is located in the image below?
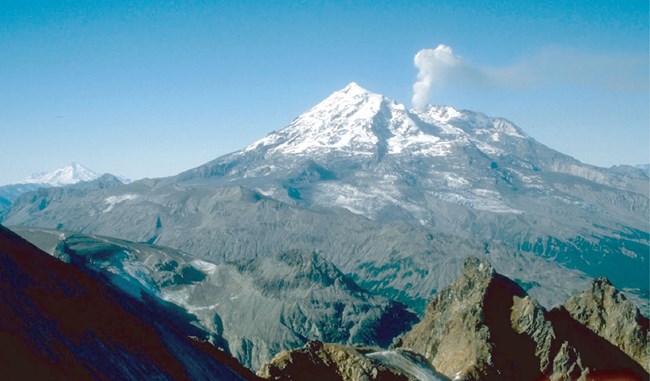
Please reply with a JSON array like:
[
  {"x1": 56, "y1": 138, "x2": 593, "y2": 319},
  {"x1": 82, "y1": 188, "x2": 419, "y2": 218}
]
[{"x1": 0, "y1": 224, "x2": 259, "y2": 381}]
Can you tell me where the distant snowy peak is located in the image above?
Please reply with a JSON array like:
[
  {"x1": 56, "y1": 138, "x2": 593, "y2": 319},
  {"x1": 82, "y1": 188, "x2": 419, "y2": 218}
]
[
  {"x1": 24, "y1": 162, "x2": 100, "y2": 186},
  {"x1": 244, "y1": 82, "x2": 527, "y2": 158}
]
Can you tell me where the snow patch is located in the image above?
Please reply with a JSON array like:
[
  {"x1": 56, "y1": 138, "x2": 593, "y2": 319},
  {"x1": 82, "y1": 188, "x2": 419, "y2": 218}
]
[
  {"x1": 315, "y1": 182, "x2": 426, "y2": 220},
  {"x1": 429, "y1": 191, "x2": 524, "y2": 214},
  {"x1": 620, "y1": 247, "x2": 637, "y2": 259},
  {"x1": 493, "y1": 119, "x2": 525, "y2": 138},
  {"x1": 188, "y1": 303, "x2": 221, "y2": 313},
  {"x1": 254, "y1": 187, "x2": 278, "y2": 197},
  {"x1": 161, "y1": 286, "x2": 194, "y2": 306},
  {"x1": 122, "y1": 259, "x2": 153, "y2": 288},
  {"x1": 473, "y1": 140, "x2": 504, "y2": 155},
  {"x1": 366, "y1": 350, "x2": 447, "y2": 381},
  {"x1": 443, "y1": 173, "x2": 469, "y2": 188},
  {"x1": 103, "y1": 194, "x2": 139, "y2": 213},
  {"x1": 191, "y1": 260, "x2": 218, "y2": 275}
]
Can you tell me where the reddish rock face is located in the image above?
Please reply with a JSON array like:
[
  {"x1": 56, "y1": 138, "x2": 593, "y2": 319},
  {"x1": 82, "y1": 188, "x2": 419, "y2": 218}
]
[
  {"x1": 0, "y1": 224, "x2": 258, "y2": 381},
  {"x1": 397, "y1": 257, "x2": 649, "y2": 381}
]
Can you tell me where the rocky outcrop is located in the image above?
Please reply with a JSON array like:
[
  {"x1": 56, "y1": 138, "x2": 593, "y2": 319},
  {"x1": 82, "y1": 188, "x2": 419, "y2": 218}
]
[
  {"x1": 206, "y1": 250, "x2": 418, "y2": 370},
  {"x1": 397, "y1": 257, "x2": 553, "y2": 380},
  {"x1": 564, "y1": 277, "x2": 649, "y2": 372},
  {"x1": 396, "y1": 257, "x2": 648, "y2": 381},
  {"x1": 0, "y1": 224, "x2": 258, "y2": 381},
  {"x1": 258, "y1": 341, "x2": 437, "y2": 381}
]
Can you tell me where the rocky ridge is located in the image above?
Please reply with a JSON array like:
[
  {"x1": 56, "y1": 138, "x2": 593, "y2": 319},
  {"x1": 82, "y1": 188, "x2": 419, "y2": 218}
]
[
  {"x1": 564, "y1": 277, "x2": 649, "y2": 372},
  {"x1": 0, "y1": 224, "x2": 258, "y2": 381},
  {"x1": 258, "y1": 341, "x2": 447, "y2": 381},
  {"x1": 11, "y1": 226, "x2": 416, "y2": 371},
  {"x1": 5, "y1": 222, "x2": 647, "y2": 380},
  {"x1": 396, "y1": 257, "x2": 648, "y2": 380}
]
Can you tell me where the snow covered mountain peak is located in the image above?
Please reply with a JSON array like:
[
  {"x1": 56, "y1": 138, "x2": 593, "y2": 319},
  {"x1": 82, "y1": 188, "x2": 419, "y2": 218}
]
[
  {"x1": 234, "y1": 84, "x2": 546, "y2": 172},
  {"x1": 415, "y1": 105, "x2": 463, "y2": 123},
  {"x1": 340, "y1": 81, "x2": 371, "y2": 95},
  {"x1": 244, "y1": 83, "x2": 474, "y2": 158},
  {"x1": 24, "y1": 162, "x2": 100, "y2": 186},
  {"x1": 245, "y1": 83, "x2": 391, "y2": 156},
  {"x1": 316, "y1": 81, "x2": 385, "y2": 114}
]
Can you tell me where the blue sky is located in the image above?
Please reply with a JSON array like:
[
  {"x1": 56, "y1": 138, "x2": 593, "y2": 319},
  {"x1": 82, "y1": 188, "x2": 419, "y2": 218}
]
[{"x1": 1, "y1": 1, "x2": 648, "y2": 184}]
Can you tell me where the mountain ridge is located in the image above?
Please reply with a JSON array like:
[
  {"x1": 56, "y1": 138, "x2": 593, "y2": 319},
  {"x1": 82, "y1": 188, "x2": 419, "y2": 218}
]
[
  {"x1": 0, "y1": 223, "x2": 259, "y2": 381},
  {"x1": 3, "y1": 83, "x2": 648, "y2": 317},
  {"x1": 396, "y1": 257, "x2": 648, "y2": 380},
  {"x1": 258, "y1": 257, "x2": 648, "y2": 380},
  {"x1": 0, "y1": 163, "x2": 129, "y2": 217},
  {"x1": 23, "y1": 162, "x2": 100, "y2": 186},
  {"x1": 11, "y1": 226, "x2": 417, "y2": 370}
]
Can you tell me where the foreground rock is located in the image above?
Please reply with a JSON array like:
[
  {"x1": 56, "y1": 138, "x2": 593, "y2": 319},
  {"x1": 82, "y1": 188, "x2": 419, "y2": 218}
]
[
  {"x1": 0, "y1": 224, "x2": 257, "y2": 381},
  {"x1": 564, "y1": 277, "x2": 649, "y2": 372},
  {"x1": 259, "y1": 341, "x2": 448, "y2": 381},
  {"x1": 397, "y1": 257, "x2": 648, "y2": 380}
]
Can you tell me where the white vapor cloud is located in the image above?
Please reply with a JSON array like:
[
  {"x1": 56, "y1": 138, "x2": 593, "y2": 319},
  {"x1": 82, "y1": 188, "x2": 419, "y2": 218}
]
[
  {"x1": 412, "y1": 44, "x2": 648, "y2": 110},
  {"x1": 412, "y1": 45, "x2": 468, "y2": 110}
]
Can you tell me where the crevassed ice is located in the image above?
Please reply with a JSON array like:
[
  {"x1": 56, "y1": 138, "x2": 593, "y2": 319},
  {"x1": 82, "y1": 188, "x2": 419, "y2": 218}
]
[
  {"x1": 366, "y1": 350, "x2": 448, "y2": 381},
  {"x1": 429, "y1": 191, "x2": 524, "y2": 214}
]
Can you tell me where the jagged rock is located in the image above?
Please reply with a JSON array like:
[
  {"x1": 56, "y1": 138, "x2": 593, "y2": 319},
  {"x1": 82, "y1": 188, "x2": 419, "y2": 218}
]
[
  {"x1": 564, "y1": 277, "x2": 650, "y2": 372},
  {"x1": 510, "y1": 295, "x2": 556, "y2": 373},
  {"x1": 398, "y1": 257, "x2": 550, "y2": 380},
  {"x1": 549, "y1": 342, "x2": 588, "y2": 381},
  {"x1": 397, "y1": 257, "x2": 648, "y2": 381},
  {"x1": 258, "y1": 341, "x2": 435, "y2": 381}
]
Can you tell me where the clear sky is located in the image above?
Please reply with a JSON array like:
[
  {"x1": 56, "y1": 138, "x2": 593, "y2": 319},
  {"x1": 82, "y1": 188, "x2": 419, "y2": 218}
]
[{"x1": 1, "y1": 0, "x2": 648, "y2": 184}]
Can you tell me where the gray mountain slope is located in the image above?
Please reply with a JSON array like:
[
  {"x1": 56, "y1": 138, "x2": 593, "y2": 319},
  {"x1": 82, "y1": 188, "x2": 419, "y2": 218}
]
[
  {"x1": 12, "y1": 227, "x2": 417, "y2": 370},
  {"x1": 6, "y1": 181, "x2": 600, "y2": 317},
  {"x1": 0, "y1": 183, "x2": 43, "y2": 202},
  {"x1": 0, "y1": 172, "x2": 124, "y2": 219},
  {"x1": 3, "y1": 83, "x2": 648, "y2": 314},
  {"x1": 0, "y1": 183, "x2": 43, "y2": 218},
  {"x1": 167, "y1": 84, "x2": 648, "y2": 291}
]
